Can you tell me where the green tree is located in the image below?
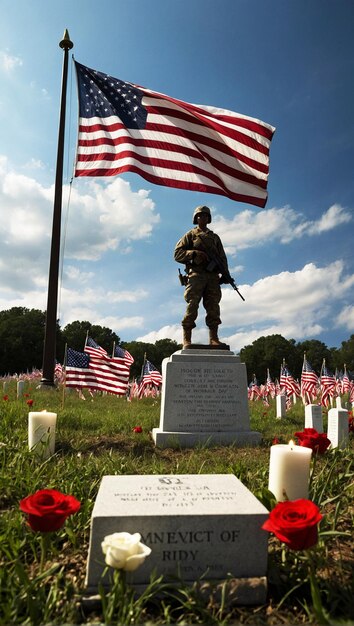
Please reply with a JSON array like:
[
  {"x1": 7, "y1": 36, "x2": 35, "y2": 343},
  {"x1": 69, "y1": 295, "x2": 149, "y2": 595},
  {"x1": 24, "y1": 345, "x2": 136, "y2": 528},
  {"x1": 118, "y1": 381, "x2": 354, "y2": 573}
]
[
  {"x1": 0, "y1": 307, "x2": 62, "y2": 375},
  {"x1": 239, "y1": 334, "x2": 299, "y2": 384},
  {"x1": 333, "y1": 334, "x2": 354, "y2": 372},
  {"x1": 295, "y1": 339, "x2": 332, "y2": 375},
  {"x1": 62, "y1": 321, "x2": 120, "y2": 355}
]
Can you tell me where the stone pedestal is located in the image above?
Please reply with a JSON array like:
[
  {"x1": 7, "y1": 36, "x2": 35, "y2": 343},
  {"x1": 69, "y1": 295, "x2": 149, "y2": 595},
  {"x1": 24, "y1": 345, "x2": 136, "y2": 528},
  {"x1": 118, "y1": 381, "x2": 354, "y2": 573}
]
[
  {"x1": 85, "y1": 474, "x2": 269, "y2": 604},
  {"x1": 152, "y1": 349, "x2": 261, "y2": 448},
  {"x1": 304, "y1": 404, "x2": 323, "y2": 432}
]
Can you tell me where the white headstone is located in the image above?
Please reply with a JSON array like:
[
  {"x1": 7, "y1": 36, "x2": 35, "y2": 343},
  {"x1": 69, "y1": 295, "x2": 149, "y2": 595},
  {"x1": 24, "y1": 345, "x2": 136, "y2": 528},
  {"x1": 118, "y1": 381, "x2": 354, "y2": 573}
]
[
  {"x1": 276, "y1": 395, "x2": 286, "y2": 419},
  {"x1": 304, "y1": 404, "x2": 323, "y2": 432},
  {"x1": 327, "y1": 408, "x2": 349, "y2": 449},
  {"x1": 335, "y1": 396, "x2": 342, "y2": 409},
  {"x1": 152, "y1": 350, "x2": 261, "y2": 447},
  {"x1": 3, "y1": 381, "x2": 9, "y2": 393},
  {"x1": 17, "y1": 380, "x2": 25, "y2": 398},
  {"x1": 85, "y1": 474, "x2": 269, "y2": 603}
]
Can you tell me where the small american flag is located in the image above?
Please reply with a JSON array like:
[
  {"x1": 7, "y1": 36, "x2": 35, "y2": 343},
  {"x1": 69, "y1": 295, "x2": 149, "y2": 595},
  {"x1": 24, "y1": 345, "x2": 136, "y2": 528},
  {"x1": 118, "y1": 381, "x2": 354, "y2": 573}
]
[
  {"x1": 320, "y1": 361, "x2": 336, "y2": 407},
  {"x1": 82, "y1": 338, "x2": 130, "y2": 395},
  {"x1": 301, "y1": 355, "x2": 319, "y2": 399},
  {"x1": 280, "y1": 363, "x2": 300, "y2": 397},
  {"x1": 138, "y1": 360, "x2": 162, "y2": 397},
  {"x1": 113, "y1": 344, "x2": 134, "y2": 366},
  {"x1": 74, "y1": 61, "x2": 275, "y2": 208},
  {"x1": 65, "y1": 348, "x2": 97, "y2": 388}
]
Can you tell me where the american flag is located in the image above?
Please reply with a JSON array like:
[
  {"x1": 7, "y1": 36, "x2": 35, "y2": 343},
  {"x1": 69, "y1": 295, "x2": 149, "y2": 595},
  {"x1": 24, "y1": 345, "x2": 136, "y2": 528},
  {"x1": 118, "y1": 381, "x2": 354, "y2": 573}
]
[
  {"x1": 74, "y1": 61, "x2": 275, "y2": 208},
  {"x1": 138, "y1": 360, "x2": 163, "y2": 397},
  {"x1": 300, "y1": 355, "x2": 319, "y2": 399},
  {"x1": 65, "y1": 348, "x2": 97, "y2": 389},
  {"x1": 113, "y1": 344, "x2": 134, "y2": 366},
  {"x1": 265, "y1": 369, "x2": 276, "y2": 398},
  {"x1": 83, "y1": 337, "x2": 130, "y2": 395},
  {"x1": 84, "y1": 336, "x2": 108, "y2": 358},
  {"x1": 320, "y1": 361, "x2": 336, "y2": 407},
  {"x1": 248, "y1": 375, "x2": 261, "y2": 401},
  {"x1": 279, "y1": 363, "x2": 300, "y2": 397},
  {"x1": 342, "y1": 365, "x2": 350, "y2": 394}
]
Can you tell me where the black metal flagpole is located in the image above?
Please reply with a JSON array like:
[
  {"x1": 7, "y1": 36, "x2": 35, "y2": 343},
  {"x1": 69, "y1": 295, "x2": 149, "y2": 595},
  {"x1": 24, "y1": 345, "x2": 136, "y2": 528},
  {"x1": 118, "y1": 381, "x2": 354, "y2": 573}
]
[{"x1": 40, "y1": 29, "x2": 73, "y2": 387}]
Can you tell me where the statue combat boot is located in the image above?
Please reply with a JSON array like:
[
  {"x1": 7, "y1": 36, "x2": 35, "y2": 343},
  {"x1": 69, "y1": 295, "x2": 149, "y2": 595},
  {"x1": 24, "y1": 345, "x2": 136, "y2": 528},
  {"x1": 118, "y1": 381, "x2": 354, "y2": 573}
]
[{"x1": 209, "y1": 326, "x2": 227, "y2": 348}]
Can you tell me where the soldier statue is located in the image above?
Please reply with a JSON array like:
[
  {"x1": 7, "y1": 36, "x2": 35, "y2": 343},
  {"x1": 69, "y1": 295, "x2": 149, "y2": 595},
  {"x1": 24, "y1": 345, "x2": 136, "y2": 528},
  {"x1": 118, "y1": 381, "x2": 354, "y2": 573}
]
[{"x1": 174, "y1": 205, "x2": 231, "y2": 349}]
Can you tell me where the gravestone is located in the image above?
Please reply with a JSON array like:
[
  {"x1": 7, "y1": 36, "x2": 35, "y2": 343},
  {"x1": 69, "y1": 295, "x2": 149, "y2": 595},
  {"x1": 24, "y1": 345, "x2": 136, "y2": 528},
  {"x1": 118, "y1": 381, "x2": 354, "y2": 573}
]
[
  {"x1": 276, "y1": 395, "x2": 286, "y2": 419},
  {"x1": 327, "y1": 408, "x2": 349, "y2": 449},
  {"x1": 17, "y1": 380, "x2": 25, "y2": 399},
  {"x1": 152, "y1": 349, "x2": 261, "y2": 447},
  {"x1": 304, "y1": 404, "x2": 323, "y2": 432},
  {"x1": 85, "y1": 474, "x2": 268, "y2": 604}
]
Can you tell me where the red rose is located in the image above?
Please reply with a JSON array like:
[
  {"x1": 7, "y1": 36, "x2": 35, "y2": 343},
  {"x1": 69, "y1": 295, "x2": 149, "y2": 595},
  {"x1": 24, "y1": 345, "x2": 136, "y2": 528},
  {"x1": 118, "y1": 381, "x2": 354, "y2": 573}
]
[
  {"x1": 133, "y1": 426, "x2": 143, "y2": 433},
  {"x1": 3, "y1": 395, "x2": 9, "y2": 401},
  {"x1": 19, "y1": 489, "x2": 81, "y2": 533},
  {"x1": 262, "y1": 499, "x2": 322, "y2": 550},
  {"x1": 26, "y1": 399, "x2": 34, "y2": 407},
  {"x1": 294, "y1": 428, "x2": 331, "y2": 454},
  {"x1": 272, "y1": 437, "x2": 280, "y2": 445}
]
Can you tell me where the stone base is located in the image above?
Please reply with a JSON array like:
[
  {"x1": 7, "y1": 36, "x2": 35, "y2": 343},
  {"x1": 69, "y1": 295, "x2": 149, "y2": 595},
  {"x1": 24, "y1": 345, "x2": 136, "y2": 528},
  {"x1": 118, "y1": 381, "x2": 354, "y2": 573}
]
[
  {"x1": 82, "y1": 576, "x2": 267, "y2": 610},
  {"x1": 152, "y1": 428, "x2": 262, "y2": 448},
  {"x1": 184, "y1": 343, "x2": 230, "y2": 350}
]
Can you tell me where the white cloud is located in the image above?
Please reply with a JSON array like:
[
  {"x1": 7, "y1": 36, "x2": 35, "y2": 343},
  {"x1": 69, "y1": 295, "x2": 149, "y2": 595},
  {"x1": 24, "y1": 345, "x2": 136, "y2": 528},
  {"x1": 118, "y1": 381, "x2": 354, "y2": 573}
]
[
  {"x1": 64, "y1": 178, "x2": 160, "y2": 260},
  {"x1": 0, "y1": 50, "x2": 23, "y2": 72},
  {"x1": 307, "y1": 204, "x2": 352, "y2": 234},
  {"x1": 23, "y1": 158, "x2": 45, "y2": 170},
  {"x1": 337, "y1": 305, "x2": 354, "y2": 331},
  {"x1": 0, "y1": 159, "x2": 160, "y2": 294},
  {"x1": 212, "y1": 204, "x2": 352, "y2": 253}
]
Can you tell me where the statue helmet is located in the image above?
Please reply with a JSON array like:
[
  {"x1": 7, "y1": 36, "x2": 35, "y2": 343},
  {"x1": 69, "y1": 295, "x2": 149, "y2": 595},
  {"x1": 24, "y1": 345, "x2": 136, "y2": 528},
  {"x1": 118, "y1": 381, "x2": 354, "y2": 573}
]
[{"x1": 193, "y1": 205, "x2": 212, "y2": 224}]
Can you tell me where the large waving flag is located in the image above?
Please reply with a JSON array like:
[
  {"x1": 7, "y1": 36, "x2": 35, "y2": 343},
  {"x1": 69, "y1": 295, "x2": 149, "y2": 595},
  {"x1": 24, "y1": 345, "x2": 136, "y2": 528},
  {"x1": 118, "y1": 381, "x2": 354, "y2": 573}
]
[{"x1": 74, "y1": 61, "x2": 275, "y2": 207}]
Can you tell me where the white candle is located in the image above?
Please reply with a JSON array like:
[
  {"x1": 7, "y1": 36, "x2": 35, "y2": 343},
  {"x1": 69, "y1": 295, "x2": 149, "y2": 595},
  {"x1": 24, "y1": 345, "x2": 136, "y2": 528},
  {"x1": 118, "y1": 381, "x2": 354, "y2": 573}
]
[
  {"x1": 28, "y1": 411, "x2": 57, "y2": 459},
  {"x1": 268, "y1": 441, "x2": 312, "y2": 501}
]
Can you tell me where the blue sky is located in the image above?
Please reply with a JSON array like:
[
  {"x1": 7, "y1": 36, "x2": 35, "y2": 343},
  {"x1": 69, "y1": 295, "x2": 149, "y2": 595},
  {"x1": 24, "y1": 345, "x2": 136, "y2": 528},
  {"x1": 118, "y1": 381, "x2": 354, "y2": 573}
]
[{"x1": 0, "y1": 0, "x2": 353, "y2": 352}]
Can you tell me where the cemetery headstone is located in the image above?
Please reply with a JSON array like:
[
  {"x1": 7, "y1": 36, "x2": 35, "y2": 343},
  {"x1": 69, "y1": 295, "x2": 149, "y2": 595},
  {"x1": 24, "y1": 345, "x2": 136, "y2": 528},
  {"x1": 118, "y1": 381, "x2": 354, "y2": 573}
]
[
  {"x1": 152, "y1": 349, "x2": 261, "y2": 447},
  {"x1": 17, "y1": 380, "x2": 25, "y2": 399},
  {"x1": 327, "y1": 408, "x2": 349, "y2": 449},
  {"x1": 276, "y1": 395, "x2": 286, "y2": 419},
  {"x1": 304, "y1": 404, "x2": 323, "y2": 433},
  {"x1": 85, "y1": 474, "x2": 268, "y2": 604}
]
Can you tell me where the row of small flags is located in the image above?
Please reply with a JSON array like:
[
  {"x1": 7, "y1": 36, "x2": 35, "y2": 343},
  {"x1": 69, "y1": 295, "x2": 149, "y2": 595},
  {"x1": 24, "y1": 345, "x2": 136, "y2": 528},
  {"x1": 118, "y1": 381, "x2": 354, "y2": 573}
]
[
  {"x1": 2, "y1": 337, "x2": 163, "y2": 399},
  {"x1": 62, "y1": 337, "x2": 162, "y2": 398},
  {"x1": 249, "y1": 355, "x2": 354, "y2": 408}
]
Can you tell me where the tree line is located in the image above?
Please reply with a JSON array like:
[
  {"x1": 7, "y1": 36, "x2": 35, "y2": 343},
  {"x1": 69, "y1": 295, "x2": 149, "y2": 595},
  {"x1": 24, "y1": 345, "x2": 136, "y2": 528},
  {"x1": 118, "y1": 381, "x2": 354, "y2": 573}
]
[{"x1": 1, "y1": 307, "x2": 354, "y2": 382}]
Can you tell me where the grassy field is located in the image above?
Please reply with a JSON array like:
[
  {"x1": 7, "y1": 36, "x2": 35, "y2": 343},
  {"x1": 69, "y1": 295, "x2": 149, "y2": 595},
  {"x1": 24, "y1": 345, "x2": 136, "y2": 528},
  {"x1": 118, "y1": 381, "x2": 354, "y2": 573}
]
[{"x1": 0, "y1": 382, "x2": 353, "y2": 625}]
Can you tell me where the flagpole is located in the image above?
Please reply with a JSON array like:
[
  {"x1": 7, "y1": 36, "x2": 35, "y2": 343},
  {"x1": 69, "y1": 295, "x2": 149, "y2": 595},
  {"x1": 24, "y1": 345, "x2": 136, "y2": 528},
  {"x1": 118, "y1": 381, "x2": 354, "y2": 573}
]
[{"x1": 40, "y1": 29, "x2": 73, "y2": 387}]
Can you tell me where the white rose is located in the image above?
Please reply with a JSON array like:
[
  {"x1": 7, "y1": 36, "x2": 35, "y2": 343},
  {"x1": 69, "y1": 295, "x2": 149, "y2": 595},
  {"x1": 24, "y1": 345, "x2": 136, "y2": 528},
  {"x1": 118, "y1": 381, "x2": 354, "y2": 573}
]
[{"x1": 101, "y1": 532, "x2": 152, "y2": 571}]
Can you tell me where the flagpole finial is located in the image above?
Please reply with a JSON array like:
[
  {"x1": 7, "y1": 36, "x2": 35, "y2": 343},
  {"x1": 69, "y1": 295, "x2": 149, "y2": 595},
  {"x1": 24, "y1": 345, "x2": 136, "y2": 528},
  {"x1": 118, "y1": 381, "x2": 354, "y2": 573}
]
[{"x1": 59, "y1": 29, "x2": 73, "y2": 50}]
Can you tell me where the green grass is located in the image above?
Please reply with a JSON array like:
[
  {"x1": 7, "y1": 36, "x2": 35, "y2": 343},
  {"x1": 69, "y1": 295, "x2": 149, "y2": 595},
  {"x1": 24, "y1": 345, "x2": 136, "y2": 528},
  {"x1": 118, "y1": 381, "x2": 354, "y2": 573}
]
[{"x1": 0, "y1": 381, "x2": 353, "y2": 625}]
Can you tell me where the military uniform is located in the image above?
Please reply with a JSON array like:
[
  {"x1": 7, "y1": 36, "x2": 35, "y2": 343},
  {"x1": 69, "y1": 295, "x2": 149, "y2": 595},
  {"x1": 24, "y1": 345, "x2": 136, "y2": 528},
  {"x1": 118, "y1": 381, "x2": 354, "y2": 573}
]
[{"x1": 174, "y1": 207, "x2": 230, "y2": 349}]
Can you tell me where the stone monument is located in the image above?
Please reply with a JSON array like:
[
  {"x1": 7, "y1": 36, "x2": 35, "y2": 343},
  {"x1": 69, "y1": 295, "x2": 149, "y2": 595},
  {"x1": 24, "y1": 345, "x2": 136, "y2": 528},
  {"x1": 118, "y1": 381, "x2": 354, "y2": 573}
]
[
  {"x1": 85, "y1": 474, "x2": 269, "y2": 604},
  {"x1": 152, "y1": 349, "x2": 261, "y2": 448}
]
